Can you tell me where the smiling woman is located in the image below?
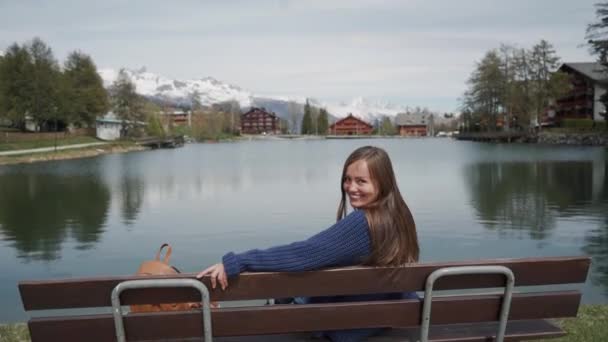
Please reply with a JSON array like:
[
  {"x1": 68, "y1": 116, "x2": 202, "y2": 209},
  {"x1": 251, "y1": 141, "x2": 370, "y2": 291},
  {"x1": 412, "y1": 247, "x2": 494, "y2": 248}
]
[{"x1": 197, "y1": 145, "x2": 420, "y2": 341}]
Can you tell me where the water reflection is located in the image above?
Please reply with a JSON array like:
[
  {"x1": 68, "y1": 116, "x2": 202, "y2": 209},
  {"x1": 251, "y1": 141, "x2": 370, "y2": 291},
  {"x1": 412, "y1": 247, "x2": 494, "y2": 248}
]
[
  {"x1": 120, "y1": 176, "x2": 145, "y2": 225},
  {"x1": 583, "y1": 163, "x2": 608, "y2": 297},
  {"x1": 0, "y1": 172, "x2": 110, "y2": 260},
  {"x1": 465, "y1": 161, "x2": 603, "y2": 236},
  {"x1": 465, "y1": 159, "x2": 608, "y2": 295}
]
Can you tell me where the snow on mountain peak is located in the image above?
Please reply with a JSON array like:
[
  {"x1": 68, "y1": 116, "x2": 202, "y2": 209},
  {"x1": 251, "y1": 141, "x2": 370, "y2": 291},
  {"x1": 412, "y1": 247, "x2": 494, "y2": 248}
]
[
  {"x1": 96, "y1": 66, "x2": 425, "y2": 123},
  {"x1": 322, "y1": 96, "x2": 408, "y2": 123},
  {"x1": 98, "y1": 67, "x2": 252, "y2": 107}
]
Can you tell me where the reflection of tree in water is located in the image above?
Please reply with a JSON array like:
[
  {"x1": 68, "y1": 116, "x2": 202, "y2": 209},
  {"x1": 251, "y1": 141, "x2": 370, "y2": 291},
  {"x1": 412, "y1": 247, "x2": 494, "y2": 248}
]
[
  {"x1": 584, "y1": 215, "x2": 608, "y2": 297},
  {"x1": 465, "y1": 161, "x2": 595, "y2": 240},
  {"x1": 582, "y1": 161, "x2": 608, "y2": 297},
  {"x1": 120, "y1": 176, "x2": 144, "y2": 225},
  {"x1": 0, "y1": 173, "x2": 110, "y2": 260}
]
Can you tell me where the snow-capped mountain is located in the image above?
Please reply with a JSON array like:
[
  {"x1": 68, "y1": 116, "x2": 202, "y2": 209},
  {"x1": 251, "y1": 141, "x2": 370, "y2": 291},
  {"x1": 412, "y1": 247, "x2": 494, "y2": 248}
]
[
  {"x1": 97, "y1": 67, "x2": 418, "y2": 123},
  {"x1": 323, "y1": 97, "x2": 409, "y2": 123},
  {"x1": 98, "y1": 67, "x2": 252, "y2": 108}
]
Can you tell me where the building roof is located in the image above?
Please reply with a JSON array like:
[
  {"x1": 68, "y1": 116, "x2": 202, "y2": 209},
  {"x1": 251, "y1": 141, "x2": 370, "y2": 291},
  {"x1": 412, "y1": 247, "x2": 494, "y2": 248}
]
[
  {"x1": 395, "y1": 112, "x2": 430, "y2": 126},
  {"x1": 97, "y1": 111, "x2": 122, "y2": 124},
  {"x1": 330, "y1": 114, "x2": 372, "y2": 128},
  {"x1": 242, "y1": 107, "x2": 277, "y2": 118},
  {"x1": 560, "y1": 62, "x2": 608, "y2": 82}
]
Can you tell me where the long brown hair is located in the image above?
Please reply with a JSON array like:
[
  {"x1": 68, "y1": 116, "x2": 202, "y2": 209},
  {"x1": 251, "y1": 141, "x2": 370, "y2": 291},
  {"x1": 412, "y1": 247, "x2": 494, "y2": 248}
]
[{"x1": 337, "y1": 146, "x2": 419, "y2": 265}]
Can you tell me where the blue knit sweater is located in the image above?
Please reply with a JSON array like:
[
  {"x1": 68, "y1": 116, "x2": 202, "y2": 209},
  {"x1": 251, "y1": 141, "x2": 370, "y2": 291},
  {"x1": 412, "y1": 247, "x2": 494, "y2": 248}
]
[
  {"x1": 222, "y1": 210, "x2": 370, "y2": 276},
  {"x1": 221, "y1": 210, "x2": 417, "y2": 341}
]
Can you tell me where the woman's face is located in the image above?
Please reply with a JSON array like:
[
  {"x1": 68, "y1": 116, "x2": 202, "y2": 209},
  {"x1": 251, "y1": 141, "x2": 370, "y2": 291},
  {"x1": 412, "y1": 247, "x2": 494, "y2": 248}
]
[{"x1": 343, "y1": 159, "x2": 379, "y2": 209}]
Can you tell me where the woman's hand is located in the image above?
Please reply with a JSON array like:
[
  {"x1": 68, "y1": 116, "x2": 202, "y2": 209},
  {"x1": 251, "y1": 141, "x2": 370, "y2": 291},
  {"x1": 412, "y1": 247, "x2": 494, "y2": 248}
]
[{"x1": 196, "y1": 263, "x2": 228, "y2": 290}]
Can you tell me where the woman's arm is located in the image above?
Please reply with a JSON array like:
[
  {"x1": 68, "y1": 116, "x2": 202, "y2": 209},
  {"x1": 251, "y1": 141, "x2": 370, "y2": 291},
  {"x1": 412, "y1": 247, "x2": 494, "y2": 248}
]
[{"x1": 223, "y1": 210, "x2": 371, "y2": 277}]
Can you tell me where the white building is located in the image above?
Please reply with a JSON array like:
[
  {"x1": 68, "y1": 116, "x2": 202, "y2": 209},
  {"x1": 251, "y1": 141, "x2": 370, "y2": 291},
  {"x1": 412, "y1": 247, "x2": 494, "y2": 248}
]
[{"x1": 96, "y1": 112, "x2": 123, "y2": 140}]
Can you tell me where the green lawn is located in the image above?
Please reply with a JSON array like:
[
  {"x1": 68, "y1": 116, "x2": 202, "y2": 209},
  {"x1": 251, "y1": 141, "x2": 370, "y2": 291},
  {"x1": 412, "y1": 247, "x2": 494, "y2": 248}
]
[
  {"x1": 1, "y1": 305, "x2": 606, "y2": 342},
  {"x1": 534, "y1": 305, "x2": 608, "y2": 342},
  {"x1": 0, "y1": 136, "x2": 100, "y2": 151}
]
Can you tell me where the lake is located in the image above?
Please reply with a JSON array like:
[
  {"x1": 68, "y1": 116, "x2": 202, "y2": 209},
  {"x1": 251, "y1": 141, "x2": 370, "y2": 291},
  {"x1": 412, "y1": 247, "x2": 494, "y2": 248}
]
[{"x1": 0, "y1": 138, "x2": 607, "y2": 322}]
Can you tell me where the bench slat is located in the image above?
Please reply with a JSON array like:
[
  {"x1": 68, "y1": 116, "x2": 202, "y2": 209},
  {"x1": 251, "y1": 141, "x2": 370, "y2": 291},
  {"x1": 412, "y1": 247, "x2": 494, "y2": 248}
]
[
  {"x1": 19, "y1": 256, "x2": 590, "y2": 310},
  {"x1": 214, "y1": 320, "x2": 565, "y2": 341},
  {"x1": 28, "y1": 291, "x2": 579, "y2": 341}
]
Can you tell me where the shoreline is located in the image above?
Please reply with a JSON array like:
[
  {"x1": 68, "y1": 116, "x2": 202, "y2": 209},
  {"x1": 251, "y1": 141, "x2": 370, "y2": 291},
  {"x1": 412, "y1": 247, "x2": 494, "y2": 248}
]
[
  {"x1": 0, "y1": 143, "x2": 148, "y2": 166},
  {"x1": 2, "y1": 131, "x2": 606, "y2": 167}
]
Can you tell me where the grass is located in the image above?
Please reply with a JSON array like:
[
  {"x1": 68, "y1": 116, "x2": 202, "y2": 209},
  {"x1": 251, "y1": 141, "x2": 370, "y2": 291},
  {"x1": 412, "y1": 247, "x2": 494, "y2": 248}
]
[
  {"x1": 0, "y1": 141, "x2": 144, "y2": 166},
  {"x1": 0, "y1": 323, "x2": 28, "y2": 342},
  {"x1": 534, "y1": 305, "x2": 608, "y2": 342},
  {"x1": 543, "y1": 127, "x2": 608, "y2": 135},
  {"x1": 0, "y1": 305, "x2": 606, "y2": 342},
  {"x1": 0, "y1": 136, "x2": 100, "y2": 151}
]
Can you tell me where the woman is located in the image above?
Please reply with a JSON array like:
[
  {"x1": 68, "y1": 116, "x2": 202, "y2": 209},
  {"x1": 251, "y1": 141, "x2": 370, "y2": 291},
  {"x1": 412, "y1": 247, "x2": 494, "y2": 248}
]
[{"x1": 197, "y1": 145, "x2": 419, "y2": 341}]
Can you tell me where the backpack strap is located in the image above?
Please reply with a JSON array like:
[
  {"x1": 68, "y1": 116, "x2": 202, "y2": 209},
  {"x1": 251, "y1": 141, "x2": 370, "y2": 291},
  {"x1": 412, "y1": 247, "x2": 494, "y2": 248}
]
[{"x1": 155, "y1": 243, "x2": 172, "y2": 264}]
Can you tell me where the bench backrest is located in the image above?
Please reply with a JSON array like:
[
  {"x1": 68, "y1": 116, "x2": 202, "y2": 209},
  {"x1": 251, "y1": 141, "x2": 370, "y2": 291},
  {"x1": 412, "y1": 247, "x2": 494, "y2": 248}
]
[{"x1": 19, "y1": 256, "x2": 590, "y2": 341}]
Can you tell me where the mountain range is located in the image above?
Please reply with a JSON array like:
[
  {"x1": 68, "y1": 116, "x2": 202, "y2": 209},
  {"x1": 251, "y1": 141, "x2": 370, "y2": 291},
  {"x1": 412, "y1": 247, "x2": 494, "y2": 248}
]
[{"x1": 97, "y1": 67, "x2": 418, "y2": 124}]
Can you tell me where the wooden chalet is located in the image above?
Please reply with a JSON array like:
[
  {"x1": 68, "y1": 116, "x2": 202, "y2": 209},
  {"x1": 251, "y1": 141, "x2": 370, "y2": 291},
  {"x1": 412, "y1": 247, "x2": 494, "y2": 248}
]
[
  {"x1": 395, "y1": 112, "x2": 432, "y2": 136},
  {"x1": 550, "y1": 63, "x2": 607, "y2": 125},
  {"x1": 329, "y1": 114, "x2": 373, "y2": 135},
  {"x1": 240, "y1": 107, "x2": 279, "y2": 134},
  {"x1": 160, "y1": 110, "x2": 190, "y2": 126}
]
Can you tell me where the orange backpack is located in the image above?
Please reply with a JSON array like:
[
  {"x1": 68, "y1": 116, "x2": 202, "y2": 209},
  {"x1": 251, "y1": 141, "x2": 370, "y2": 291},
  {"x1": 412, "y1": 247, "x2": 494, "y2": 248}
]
[{"x1": 130, "y1": 243, "x2": 202, "y2": 313}]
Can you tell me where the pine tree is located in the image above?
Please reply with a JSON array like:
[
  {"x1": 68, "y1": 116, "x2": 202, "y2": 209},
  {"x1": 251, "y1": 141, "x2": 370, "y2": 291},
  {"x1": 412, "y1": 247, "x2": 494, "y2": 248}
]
[
  {"x1": 586, "y1": 1, "x2": 608, "y2": 126},
  {"x1": 301, "y1": 99, "x2": 313, "y2": 134},
  {"x1": 529, "y1": 40, "x2": 569, "y2": 127},
  {"x1": 63, "y1": 51, "x2": 109, "y2": 127},
  {"x1": 317, "y1": 108, "x2": 329, "y2": 135},
  {"x1": 380, "y1": 116, "x2": 396, "y2": 135},
  {"x1": 109, "y1": 69, "x2": 144, "y2": 137}
]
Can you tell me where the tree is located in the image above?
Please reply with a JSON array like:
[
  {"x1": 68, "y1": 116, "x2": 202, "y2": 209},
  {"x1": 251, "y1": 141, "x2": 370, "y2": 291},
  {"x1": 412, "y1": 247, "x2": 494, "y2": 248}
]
[
  {"x1": 63, "y1": 51, "x2": 109, "y2": 127},
  {"x1": 463, "y1": 50, "x2": 504, "y2": 131},
  {"x1": 189, "y1": 91, "x2": 202, "y2": 111},
  {"x1": 317, "y1": 108, "x2": 329, "y2": 135},
  {"x1": 379, "y1": 116, "x2": 396, "y2": 135},
  {"x1": 27, "y1": 38, "x2": 62, "y2": 131},
  {"x1": 109, "y1": 69, "x2": 144, "y2": 137},
  {"x1": 461, "y1": 41, "x2": 569, "y2": 131},
  {"x1": 586, "y1": 1, "x2": 608, "y2": 127},
  {"x1": 0, "y1": 43, "x2": 32, "y2": 128},
  {"x1": 288, "y1": 100, "x2": 299, "y2": 134},
  {"x1": 212, "y1": 100, "x2": 240, "y2": 134},
  {"x1": 529, "y1": 40, "x2": 569, "y2": 127},
  {"x1": 301, "y1": 99, "x2": 313, "y2": 134}
]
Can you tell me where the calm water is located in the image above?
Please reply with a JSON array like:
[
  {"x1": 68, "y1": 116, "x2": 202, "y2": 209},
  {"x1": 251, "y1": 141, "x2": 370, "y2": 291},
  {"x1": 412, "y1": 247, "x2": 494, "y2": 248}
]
[{"x1": 1, "y1": 139, "x2": 607, "y2": 322}]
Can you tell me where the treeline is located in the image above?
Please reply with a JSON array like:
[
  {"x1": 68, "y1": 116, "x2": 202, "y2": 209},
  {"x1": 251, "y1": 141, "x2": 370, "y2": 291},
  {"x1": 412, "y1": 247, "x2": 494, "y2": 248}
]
[
  {"x1": 460, "y1": 39, "x2": 570, "y2": 132},
  {"x1": 0, "y1": 38, "x2": 109, "y2": 131},
  {"x1": 300, "y1": 99, "x2": 329, "y2": 135}
]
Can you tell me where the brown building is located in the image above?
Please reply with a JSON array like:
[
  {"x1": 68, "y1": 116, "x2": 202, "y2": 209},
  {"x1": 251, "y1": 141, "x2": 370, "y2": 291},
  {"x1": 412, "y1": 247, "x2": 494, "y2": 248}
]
[
  {"x1": 160, "y1": 110, "x2": 190, "y2": 126},
  {"x1": 395, "y1": 112, "x2": 432, "y2": 136},
  {"x1": 329, "y1": 114, "x2": 373, "y2": 135},
  {"x1": 241, "y1": 107, "x2": 279, "y2": 134},
  {"x1": 551, "y1": 63, "x2": 607, "y2": 125}
]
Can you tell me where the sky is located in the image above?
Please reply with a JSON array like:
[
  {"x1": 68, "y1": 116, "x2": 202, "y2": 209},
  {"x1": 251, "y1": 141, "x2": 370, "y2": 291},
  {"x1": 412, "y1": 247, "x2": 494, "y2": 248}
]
[{"x1": 0, "y1": 0, "x2": 602, "y2": 112}]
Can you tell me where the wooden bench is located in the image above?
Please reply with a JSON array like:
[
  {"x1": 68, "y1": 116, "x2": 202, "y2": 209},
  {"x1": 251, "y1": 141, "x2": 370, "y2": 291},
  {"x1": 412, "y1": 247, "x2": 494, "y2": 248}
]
[{"x1": 18, "y1": 256, "x2": 590, "y2": 341}]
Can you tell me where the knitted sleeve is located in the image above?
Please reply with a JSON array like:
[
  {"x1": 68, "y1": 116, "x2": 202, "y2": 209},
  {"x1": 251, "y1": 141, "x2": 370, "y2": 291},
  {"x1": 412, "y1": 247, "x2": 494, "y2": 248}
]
[{"x1": 222, "y1": 210, "x2": 371, "y2": 277}]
